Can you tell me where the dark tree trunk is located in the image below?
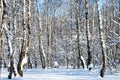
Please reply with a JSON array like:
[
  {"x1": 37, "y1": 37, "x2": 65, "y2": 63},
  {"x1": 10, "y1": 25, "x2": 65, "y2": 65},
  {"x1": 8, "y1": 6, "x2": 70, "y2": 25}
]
[
  {"x1": 0, "y1": 30, "x2": 2, "y2": 78},
  {"x1": 119, "y1": 0, "x2": 120, "y2": 35},
  {"x1": 85, "y1": 0, "x2": 92, "y2": 70},
  {"x1": 17, "y1": 44, "x2": 25, "y2": 77},
  {"x1": 28, "y1": 57, "x2": 32, "y2": 69},
  {"x1": 17, "y1": 0, "x2": 29, "y2": 76},
  {"x1": 27, "y1": 0, "x2": 31, "y2": 69},
  {"x1": 74, "y1": 0, "x2": 84, "y2": 69},
  {"x1": 8, "y1": 58, "x2": 16, "y2": 79},
  {"x1": 46, "y1": 0, "x2": 51, "y2": 67}
]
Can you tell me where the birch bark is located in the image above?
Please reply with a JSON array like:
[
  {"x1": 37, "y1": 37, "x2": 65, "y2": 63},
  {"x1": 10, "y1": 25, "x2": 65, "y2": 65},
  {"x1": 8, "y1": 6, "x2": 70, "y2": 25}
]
[{"x1": 96, "y1": 0, "x2": 107, "y2": 77}]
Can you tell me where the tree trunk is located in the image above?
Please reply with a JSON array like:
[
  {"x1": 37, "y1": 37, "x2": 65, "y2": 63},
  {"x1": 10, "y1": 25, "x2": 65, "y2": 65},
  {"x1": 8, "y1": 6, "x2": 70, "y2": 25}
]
[
  {"x1": 27, "y1": 0, "x2": 32, "y2": 69},
  {"x1": 0, "y1": 30, "x2": 2, "y2": 78},
  {"x1": 17, "y1": 49, "x2": 25, "y2": 77},
  {"x1": 46, "y1": 0, "x2": 51, "y2": 67},
  {"x1": 105, "y1": 0, "x2": 108, "y2": 39},
  {"x1": 12, "y1": 0, "x2": 18, "y2": 77},
  {"x1": 17, "y1": 0, "x2": 28, "y2": 76},
  {"x1": 85, "y1": 0, "x2": 92, "y2": 70},
  {"x1": 96, "y1": 0, "x2": 107, "y2": 77},
  {"x1": 112, "y1": 0, "x2": 116, "y2": 68},
  {"x1": 0, "y1": 0, "x2": 3, "y2": 78},
  {"x1": 75, "y1": 0, "x2": 80, "y2": 69},
  {"x1": 65, "y1": 28, "x2": 69, "y2": 69},
  {"x1": 91, "y1": 0, "x2": 95, "y2": 69},
  {"x1": 38, "y1": 40, "x2": 46, "y2": 69},
  {"x1": 69, "y1": 0, "x2": 76, "y2": 69},
  {"x1": 1, "y1": 0, "x2": 16, "y2": 79},
  {"x1": 37, "y1": 0, "x2": 46, "y2": 69},
  {"x1": 74, "y1": 0, "x2": 84, "y2": 69},
  {"x1": 119, "y1": 0, "x2": 120, "y2": 35}
]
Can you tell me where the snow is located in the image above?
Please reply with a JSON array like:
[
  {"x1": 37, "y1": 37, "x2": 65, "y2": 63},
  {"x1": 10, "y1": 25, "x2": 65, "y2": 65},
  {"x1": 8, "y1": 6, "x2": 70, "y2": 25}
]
[
  {"x1": 54, "y1": 61, "x2": 59, "y2": 68},
  {"x1": 1, "y1": 68, "x2": 120, "y2": 80},
  {"x1": 88, "y1": 64, "x2": 93, "y2": 70}
]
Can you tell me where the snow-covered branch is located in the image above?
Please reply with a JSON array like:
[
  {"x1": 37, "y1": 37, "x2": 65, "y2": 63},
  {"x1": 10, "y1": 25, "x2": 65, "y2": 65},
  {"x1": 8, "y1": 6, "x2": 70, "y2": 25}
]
[{"x1": 112, "y1": 18, "x2": 120, "y2": 25}]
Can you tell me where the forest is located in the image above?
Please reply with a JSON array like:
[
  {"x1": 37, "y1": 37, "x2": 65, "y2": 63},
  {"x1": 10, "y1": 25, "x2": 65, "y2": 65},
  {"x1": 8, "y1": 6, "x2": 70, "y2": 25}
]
[{"x1": 0, "y1": 0, "x2": 120, "y2": 79}]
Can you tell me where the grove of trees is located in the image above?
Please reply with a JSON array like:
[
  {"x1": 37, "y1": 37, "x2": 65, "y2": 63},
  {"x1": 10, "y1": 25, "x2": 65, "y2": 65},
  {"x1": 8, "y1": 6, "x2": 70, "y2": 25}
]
[{"x1": 0, "y1": 0, "x2": 120, "y2": 79}]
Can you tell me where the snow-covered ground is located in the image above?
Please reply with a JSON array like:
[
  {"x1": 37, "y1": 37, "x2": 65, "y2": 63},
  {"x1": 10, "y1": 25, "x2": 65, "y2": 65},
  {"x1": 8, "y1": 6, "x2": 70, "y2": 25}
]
[{"x1": 1, "y1": 68, "x2": 120, "y2": 80}]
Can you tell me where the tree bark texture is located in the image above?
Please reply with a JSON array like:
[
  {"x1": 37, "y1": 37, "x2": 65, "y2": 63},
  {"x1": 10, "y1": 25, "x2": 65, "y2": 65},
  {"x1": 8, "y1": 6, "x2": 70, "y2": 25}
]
[
  {"x1": 37, "y1": 0, "x2": 46, "y2": 69},
  {"x1": 74, "y1": 0, "x2": 85, "y2": 69},
  {"x1": 85, "y1": 0, "x2": 92, "y2": 70},
  {"x1": 17, "y1": 0, "x2": 28, "y2": 77},
  {"x1": 0, "y1": 30, "x2": 2, "y2": 78},
  {"x1": 96, "y1": 0, "x2": 107, "y2": 77}
]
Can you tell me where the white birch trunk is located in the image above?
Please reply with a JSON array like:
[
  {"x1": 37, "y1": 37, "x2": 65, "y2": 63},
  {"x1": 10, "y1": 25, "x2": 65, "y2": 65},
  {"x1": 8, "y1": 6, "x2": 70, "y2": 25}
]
[
  {"x1": 96, "y1": 0, "x2": 107, "y2": 77},
  {"x1": 3, "y1": 15, "x2": 15, "y2": 79}
]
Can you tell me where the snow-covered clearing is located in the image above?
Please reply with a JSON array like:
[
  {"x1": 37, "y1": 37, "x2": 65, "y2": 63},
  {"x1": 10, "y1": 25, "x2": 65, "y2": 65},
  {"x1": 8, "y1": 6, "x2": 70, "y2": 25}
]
[{"x1": 1, "y1": 68, "x2": 120, "y2": 80}]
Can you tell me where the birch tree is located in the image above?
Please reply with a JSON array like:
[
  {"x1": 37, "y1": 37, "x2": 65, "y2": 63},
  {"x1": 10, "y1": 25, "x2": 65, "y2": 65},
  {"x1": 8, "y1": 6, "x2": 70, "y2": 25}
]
[
  {"x1": 0, "y1": 29, "x2": 2, "y2": 78},
  {"x1": 46, "y1": 0, "x2": 51, "y2": 67},
  {"x1": 74, "y1": 0, "x2": 80, "y2": 69},
  {"x1": 74, "y1": 0, "x2": 85, "y2": 69},
  {"x1": 37, "y1": 0, "x2": 46, "y2": 69},
  {"x1": 17, "y1": 0, "x2": 28, "y2": 77},
  {"x1": 27, "y1": 0, "x2": 32, "y2": 69},
  {"x1": 0, "y1": 0, "x2": 17, "y2": 79},
  {"x1": 0, "y1": 0, "x2": 3, "y2": 77},
  {"x1": 85, "y1": 0, "x2": 92, "y2": 70},
  {"x1": 69, "y1": 0, "x2": 76, "y2": 69},
  {"x1": 96, "y1": 0, "x2": 107, "y2": 77}
]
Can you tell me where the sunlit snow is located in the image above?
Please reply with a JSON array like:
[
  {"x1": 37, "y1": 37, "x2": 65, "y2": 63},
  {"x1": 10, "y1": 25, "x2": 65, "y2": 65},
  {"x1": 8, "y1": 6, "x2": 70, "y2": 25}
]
[{"x1": 1, "y1": 68, "x2": 120, "y2": 80}]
